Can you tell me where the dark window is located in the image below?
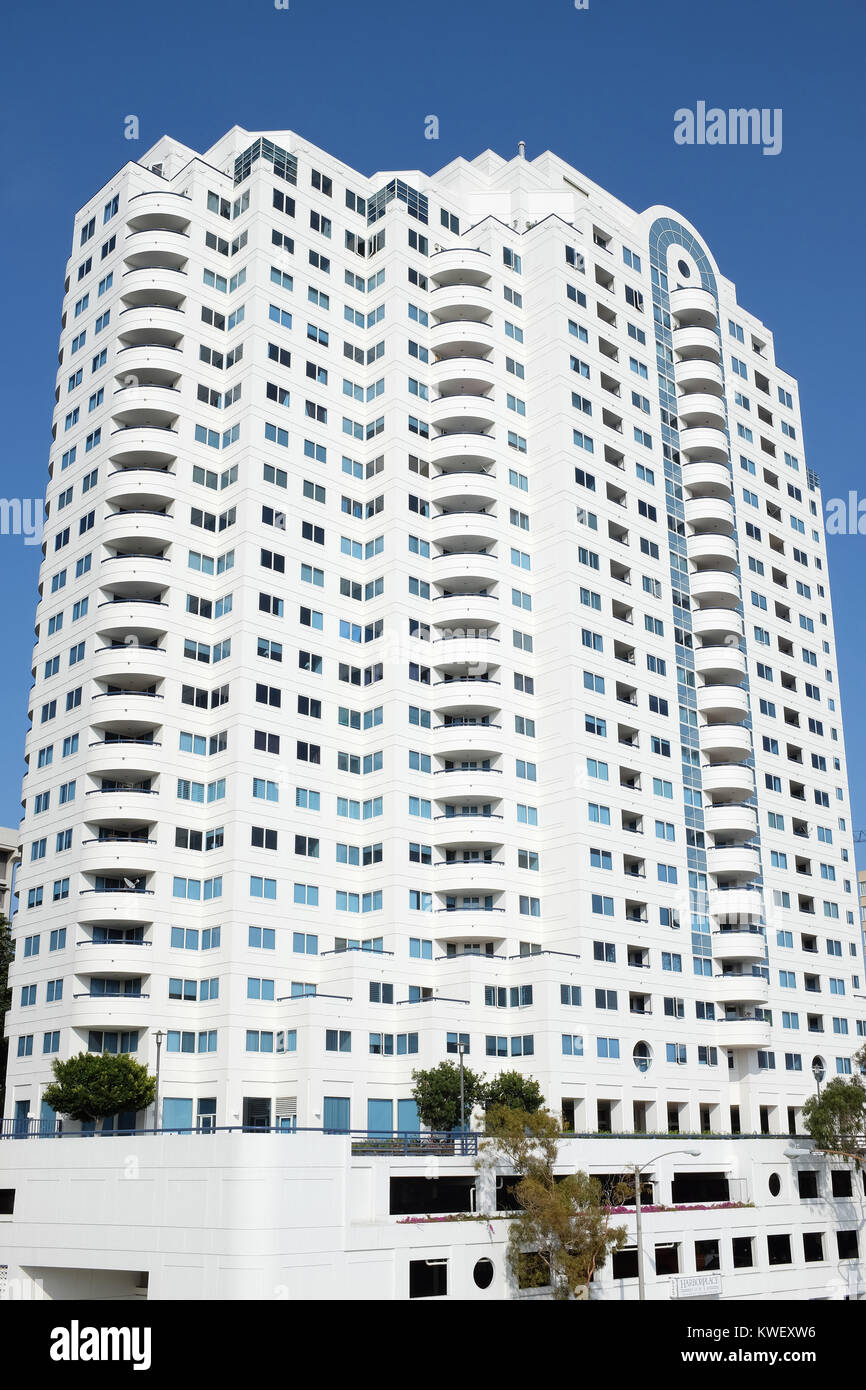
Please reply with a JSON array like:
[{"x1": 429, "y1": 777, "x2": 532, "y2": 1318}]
[
  {"x1": 694, "y1": 1239, "x2": 720, "y2": 1272},
  {"x1": 409, "y1": 1259, "x2": 447, "y2": 1299},
  {"x1": 767, "y1": 1233, "x2": 792, "y2": 1265},
  {"x1": 473, "y1": 1258, "x2": 494, "y2": 1289},
  {"x1": 831, "y1": 1170, "x2": 853, "y2": 1198},
  {"x1": 671, "y1": 1173, "x2": 729, "y2": 1204},
  {"x1": 654, "y1": 1244, "x2": 679, "y2": 1276},
  {"x1": 611, "y1": 1248, "x2": 639, "y2": 1280},
  {"x1": 732, "y1": 1236, "x2": 753, "y2": 1268},
  {"x1": 837, "y1": 1230, "x2": 859, "y2": 1260},
  {"x1": 389, "y1": 1176, "x2": 475, "y2": 1216},
  {"x1": 0, "y1": 1189, "x2": 14, "y2": 1215},
  {"x1": 797, "y1": 1170, "x2": 819, "y2": 1199},
  {"x1": 768, "y1": 1172, "x2": 781, "y2": 1196},
  {"x1": 803, "y1": 1232, "x2": 824, "y2": 1262}
]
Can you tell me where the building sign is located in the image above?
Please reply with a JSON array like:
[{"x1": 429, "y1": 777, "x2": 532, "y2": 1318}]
[{"x1": 672, "y1": 1274, "x2": 722, "y2": 1299}]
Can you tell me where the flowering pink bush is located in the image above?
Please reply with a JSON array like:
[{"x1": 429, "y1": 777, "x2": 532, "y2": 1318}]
[{"x1": 396, "y1": 1200, "x2": 753, "y2": 1224}]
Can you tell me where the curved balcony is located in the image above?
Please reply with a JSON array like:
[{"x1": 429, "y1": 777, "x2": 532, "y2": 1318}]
[
  {"x1": 85, "y1": 727, "x2": 162, "y2": 774},
  {"x1": 432, "y1": 817, "x2": 503, "y2": 843},
  {"x1": 677, "y1": 393, "x2": 727, "y2": 431},
  {"x1": 700, "y1": 763, "x2": 755, "y2": 802},
  {"x1": 432, "y1": 767, "x2": 503, "y2": 801},
  {"x1": 431, "y1": 515, "x2": 498, "y2": 551},
  {"x1": 674, "y1": 357, "x2": 724, "y2": 395},
  {"x1": 430, "y1": 433, "x2": 497, "y2": 472},
  {"x1": 430, "y1": 248, "x2": 492, "y2": 285},
  {"x1": 670, "y1": 286, "x2": 718, "y2": 329},
  {"x1": 432, "y1": 553, "x2": 498, "y2": 590},
  {"x1": 78, "y1": 837, "x2": 157, "y2": 877},
  {"x1": 693, "y1": 643, "x2": 747, "y2": 684},
  {"x1": 431, "y1": 594, "x2": 500, "y2": 630},
  {"x1": 433, "y1": 861, "x2": 505, "y2": 893},
  {"x1": 432, "y1": 637, "x2": 499, "y2": 672},
  {"x1": 102, "y1": 509, "x2": 175, "y2": 551},
  {"x1": 699, "y1": 722, "x2": 752, "y2": 763},
  {"x1": 689, "y1": 570, "x2": 740, "y2": 608},
  {"x1": 126, "y1": 191, "x2": 192, "y2": 229},
  {"x1": 431, "y1": 396, "x2": 495, "y2": 434},
  {"x1": 120, "y1": 268, "x2": 188, "y2": 304},
  {"x1": 430, "y1": 476, "x2": 497, "y2": 512},
  {"x1": 717, "y1": 1016, "x2": 772, "y2": 1050},
  {"x1": 703, "y1": 803, "x2": 758, "y2": 839},
  {"x1": 678, "y1": 425, "x2": 729, "y2": 464},
  {"x1": 697, "y1": 684, "x2": 749, "y2": 724},
  {"x1": 106, "y1": 426, "x2": 179, "y2": 468},
  {"x1": 110, "y1": 389, "x2": 181, "y2": 428},
  {"x1": 709, "y1": 885, "x2": 764, "y2": 922},
  {"x1": 433, "y1": 718, "x2": 501, "y2": 750},
  {"x1": 692, "y1": 608, "x2": 743, "y2": 644},
  {"x1": 431, "y1": 360, "x2": 495, "y2": 396},
  {"x1": 90, "y1": 688, "x2": 165, "y2": 725},
  {"x1": 687, "y1": 533, "x2": 738, "y2": 570},
  {"x1": 685, "y1": 497, "x2": 735, "y2": 535},
  {"x1": 104, "y1": 476, "x2": 176, "y2": 513},
  {"x1": 100, "y1": 554, "x2": 170, "y2": 591},
  {"x1": 77, "y1": 890, "x2": 156, "y2": 927},
  {"x1": 72, "y1": 939, "x2": 153, "y2": 975},
  {"x1": 69, "y1": 994, "x2": 151, "y2": 1025},
  {"x1": 117, "y1": 305, "x2": 185, "y2": 344},
  {"x1": 114, "y1": 341, "x2": 183, "y2": 383},
  {"x1": 430, "y1": 284, "x2": 493, "y2": 324},
  {"x1": 97, "y1": 583, "x2": 168, "y2": 611},
  {"x1": 91, "y1": 645, "x2": 166, "y2": 687},
  {"x1": 123, "y1": 238, "x2": 188, "y2": 271},
  {"x1": 431, "y1": 320, "x2": 496, "y2": 359},
  {"x1": 706, "y1": 845, "x2": 761, "y2": 879},
  {"x1": 713, "y1": 973, "x2": 769, "y2": 1007},
  {"x1": 672, "y1": 325, "x2": 721, "y2": 362},
  {"x1": 681, "y1": 461, "x2": 733, "y2": 501},
  {"x1": 712, "y1": 929, "x2": 767, "y2": 964}
]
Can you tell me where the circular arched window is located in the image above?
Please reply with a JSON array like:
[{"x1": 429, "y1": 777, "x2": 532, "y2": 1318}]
[
  {"x1": 677, "y1": 259, "x2": 691, "y2": 277},
  {"x1": 633, "y1": 1041, "x2": 652, "y2": 1073},
  {"x1": 473, "y1": 1258, "x2": 494, "y2": 1289},
  {"x1": 768, "y1": 1172, "x2": 781, "y2": 1197}
]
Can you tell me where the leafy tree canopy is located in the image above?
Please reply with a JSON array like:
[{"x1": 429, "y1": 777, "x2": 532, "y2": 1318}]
[
  {"x1": 411, "y1": 1060, "x2": 486, "y2": 1131},
  {"x1": 41, "y1": 1052, "x2": 155, "y2": 1122}
]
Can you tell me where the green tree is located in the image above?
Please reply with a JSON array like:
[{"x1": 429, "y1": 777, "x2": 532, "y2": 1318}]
[
  {"x1": 802, "y1": 1070, "x2": 866, "y2": 1157},
  {"x1": 483, "y1": 1071, "x2": 544, "y2": 1116},
  {"x1": 479, "y1": 1106, "x2": 627, "y2": 1299},
  {"x1": 0, "y1": 915, "x2": 11, "y2": 1117},
  {"x1": 41, "y1": 1052, "x2": 155, "y2": 1123},
  {"x1": 411, "y1": 1060, "x2": 486, "y2": 1132}
]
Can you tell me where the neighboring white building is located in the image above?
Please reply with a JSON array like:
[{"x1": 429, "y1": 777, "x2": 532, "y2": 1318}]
[
  {"x1": 1, "y1": 127, "x2": 864, "y2": 1299},
  {"x1": 0, "y1": 829, "x2": 19, "y2": 923}
]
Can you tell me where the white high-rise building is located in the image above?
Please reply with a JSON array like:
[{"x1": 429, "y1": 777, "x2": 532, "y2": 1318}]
[{"x1": 1, "y1": 128, "x2": 864, "y2": 1301}]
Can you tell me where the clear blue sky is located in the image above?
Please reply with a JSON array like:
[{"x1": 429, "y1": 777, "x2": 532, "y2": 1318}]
[{"x1": 1, "y1": 0, "x2": 865, "y2": 858}]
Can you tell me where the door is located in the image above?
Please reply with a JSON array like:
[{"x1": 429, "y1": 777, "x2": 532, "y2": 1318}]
[
  {"x1": 323, "y1": 1096, "x2": 350, "y2": 1133},
  {"x1": 163, "y1": 1097, "x2": 194, "y2": 1131},
  {"x1": 197, "y1": 1098, "x2": 217, "y2": 1132},
  {"x1": 367, "y1": 1099, "x2": 393, "y2": 1134},
  {"x1": 397, "y1": 1099, "x2": 420, "y2": 1135},
  {"x1": 39, "y1": 1099, "x2": 57, "y2": 1137},
  {"x1": 242, "y1": 1097, "x2": 271, "y2": 1130},
  {"x1": 14, "y1": 1100, "x2": 30, "y2": 1137}
]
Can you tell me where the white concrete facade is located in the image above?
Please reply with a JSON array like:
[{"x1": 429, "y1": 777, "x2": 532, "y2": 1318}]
[
  {"x1": 0, "y1": 1134, "x2": 863, "y2": 1301},
  {"x1": 1, "y1": 127, "x2": 864, "y2": 1298}
]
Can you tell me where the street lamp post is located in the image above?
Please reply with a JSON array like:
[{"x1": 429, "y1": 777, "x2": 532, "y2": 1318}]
[
  {"x1": 153, "y1": 1029, "x2": 164, "y2": 1133},
  {"x1": 456, "y1": 1041, "x2": 466, "y2": 1145},
  {"x1": 633, "y1": 1148, "x2": 700, "y2": 1300},
  {"x1": 812, "y1": 1062, "x2": 824, "y2": 1100}
]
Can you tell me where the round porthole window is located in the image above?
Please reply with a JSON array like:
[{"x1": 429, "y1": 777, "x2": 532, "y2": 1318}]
[
  {"x1": 677, "y1": 259, "x2": 691, "y2": 277},
  {"x1": 633, "y1": 1041, "x2": 652, "y2": 1073},
  {"x1": 768, "y1": 1172, "x2": 781, "y2": 1197},
  {"x1": 473, "y1": 1258, "x2": 494, "y2": 1289}
]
